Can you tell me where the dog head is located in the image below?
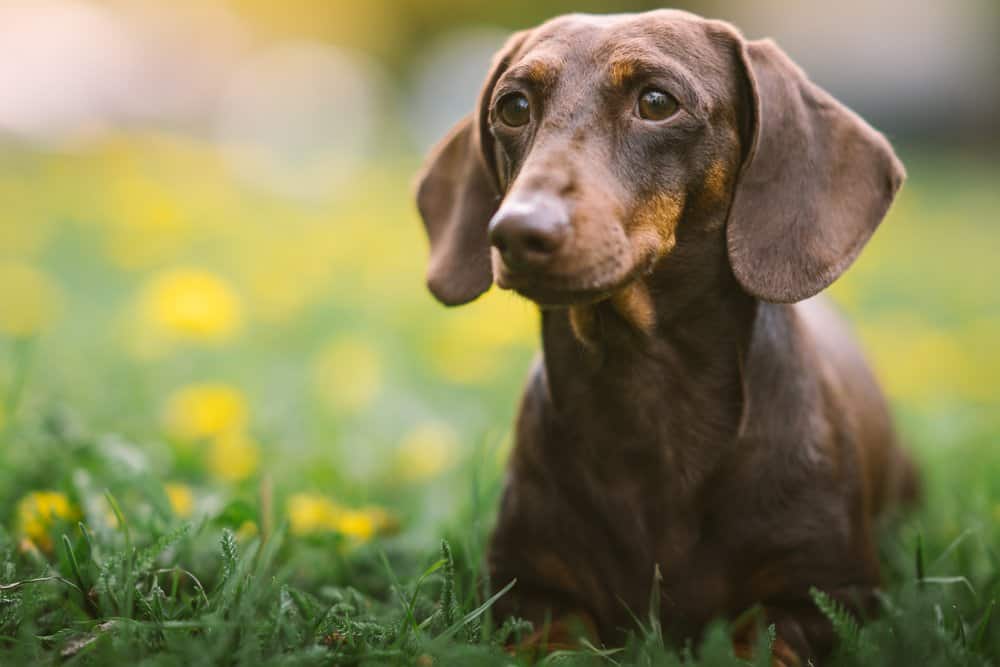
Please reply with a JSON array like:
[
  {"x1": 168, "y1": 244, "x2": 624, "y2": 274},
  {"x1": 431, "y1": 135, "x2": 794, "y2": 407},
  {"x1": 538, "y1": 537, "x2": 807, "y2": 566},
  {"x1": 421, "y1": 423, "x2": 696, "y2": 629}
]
[{"x1": 416, "y1": 10, "x2": 904, "y2": 309}]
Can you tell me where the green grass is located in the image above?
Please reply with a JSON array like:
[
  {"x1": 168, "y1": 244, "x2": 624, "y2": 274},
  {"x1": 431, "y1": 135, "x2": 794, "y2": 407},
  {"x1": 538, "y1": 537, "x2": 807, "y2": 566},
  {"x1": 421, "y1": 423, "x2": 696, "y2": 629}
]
[
  {"x1": 0, "y1": 144, "x2": 998, "y2": 665},
  {"x1": 0, "y1": 418, "x2": 998, "y2": 666}
]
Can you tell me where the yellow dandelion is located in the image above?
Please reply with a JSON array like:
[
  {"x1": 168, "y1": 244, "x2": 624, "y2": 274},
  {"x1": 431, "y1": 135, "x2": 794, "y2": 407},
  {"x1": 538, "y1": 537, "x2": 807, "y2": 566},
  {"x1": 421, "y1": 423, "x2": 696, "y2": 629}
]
[
  {"x1": 346, "y1": 506, "x2": 397, "y2": 540},
  {"x1": 163, "y1": 383, "x2": 248, "y2": 441},
  {"x1": 0, "y1": 261, "x2": 62, "y2": 337},
  {"x1": 349, "y1": 505, "x2": 398, "y2": 537},
  {"x1": 137, "y1": 268, "x2": 242, "y2": 343},
  {"x1": 164, "y1": 483, "x2": 195, "y2": 518},
  {"x1": 16, "y1": 490, "x2": 78, "y2": 551},
  {"x1": 207, "y1": 430, "x2": 260, "y2": 482},
  {"x1": 288, "y1": 492, "x2": 343, "y2": 536},
  {"x1": 395, "y1": 421, "x2": 459, "y2": 482},
  {"x1": 333, "y1": 509, "x2": 378, "y2": 541},
  {"x1": 286, "y1": 493, "x2": 396, "y2": 542},
  {"x1": 313, "y1": 338, "x2": 382, "y2": 413}
]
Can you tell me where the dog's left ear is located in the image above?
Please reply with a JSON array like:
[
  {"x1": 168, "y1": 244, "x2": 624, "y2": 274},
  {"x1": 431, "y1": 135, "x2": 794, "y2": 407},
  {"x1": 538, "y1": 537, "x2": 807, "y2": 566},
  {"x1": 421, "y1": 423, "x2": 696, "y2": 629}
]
[
  {"x1": 415, "y1": 116, "x2": 497, "y2": 306},
  {"x1": 726, "y1": 37, "x2": 905, "y2": 303},
  {"x1": 415, "y1": 31, "x2": 529, "y2": 306}
]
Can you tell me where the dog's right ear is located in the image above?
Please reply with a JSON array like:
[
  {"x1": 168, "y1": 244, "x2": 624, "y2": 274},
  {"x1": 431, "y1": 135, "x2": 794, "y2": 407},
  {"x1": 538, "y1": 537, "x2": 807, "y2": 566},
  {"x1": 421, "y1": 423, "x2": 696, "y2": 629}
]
[
  {"x1": 415, "y1": 31, "x2": 528, "y2": 306},
  {"x1": 724, "y1": 36, "x2": 904, "y2": 304}
]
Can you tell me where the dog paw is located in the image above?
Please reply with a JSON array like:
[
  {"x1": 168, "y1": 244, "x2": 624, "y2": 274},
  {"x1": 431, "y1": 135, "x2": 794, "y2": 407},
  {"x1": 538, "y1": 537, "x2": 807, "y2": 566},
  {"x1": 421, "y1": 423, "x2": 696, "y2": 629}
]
[
  {"x1": 772, "y1": 637, "x2": 803, "y2": 667},
  {"x1": 505, "y1": 614, "x2": 597, "y2": 657},
  {"x1": 733, "y1": 637, "x2": 802, "y2": 667}
]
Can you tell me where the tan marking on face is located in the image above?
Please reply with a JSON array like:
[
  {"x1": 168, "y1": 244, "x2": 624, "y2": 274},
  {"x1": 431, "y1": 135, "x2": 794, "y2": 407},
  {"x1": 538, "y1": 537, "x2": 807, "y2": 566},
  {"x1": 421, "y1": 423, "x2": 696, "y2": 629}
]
[
  {"x1": 569, "y1": 304, "x2": 599, "y2": 349},
  {"x1": 490, "y1": 248, "x2": 509, "y2": 288},
  {"x1": 630, "y1": 191, "x2": 685, "y2": 258},
  {"x1": 608, "y1": 59, "x2": 636, "y2": 87},
  {"x1": 522, "y1": 59, "x2": 559, "y2": 89},
  {"x1": 702, "y1": 160, "x2": 730, "y2": 202},
  {"x1": 611, "y1": 280, "x2": 655, "y2": 334}
]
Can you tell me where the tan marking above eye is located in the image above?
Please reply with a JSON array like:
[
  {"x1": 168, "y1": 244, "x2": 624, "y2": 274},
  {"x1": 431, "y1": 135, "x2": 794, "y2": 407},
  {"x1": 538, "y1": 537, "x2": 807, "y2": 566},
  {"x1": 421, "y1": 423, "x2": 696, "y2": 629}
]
[
  {"x1": 608, "y1": 60, "x2": 636, "y2": 87},
  {"x1": 524, "y1": 60, "x2": 558, "y2": 88},
  {"x1": 509, "y1": 58, "x2": 559, "y2": 90}
]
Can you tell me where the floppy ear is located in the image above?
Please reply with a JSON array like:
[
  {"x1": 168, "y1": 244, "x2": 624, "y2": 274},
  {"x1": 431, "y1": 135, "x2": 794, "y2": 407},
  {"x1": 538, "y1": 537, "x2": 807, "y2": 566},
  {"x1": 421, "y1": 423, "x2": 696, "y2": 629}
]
[
  {"x1": 726, "y1": 38, "x2": 905, "y2": 303},
  {"x1": 415, "y1": 32, "x2": 528, "y2": 306}
]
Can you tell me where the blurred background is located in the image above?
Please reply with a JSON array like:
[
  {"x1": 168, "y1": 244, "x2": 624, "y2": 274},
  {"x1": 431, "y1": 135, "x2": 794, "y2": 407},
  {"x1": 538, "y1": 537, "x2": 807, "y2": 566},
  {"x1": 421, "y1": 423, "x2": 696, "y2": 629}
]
[{"x1": 0, "y1": 0, "x2": 998, "y2": 554}]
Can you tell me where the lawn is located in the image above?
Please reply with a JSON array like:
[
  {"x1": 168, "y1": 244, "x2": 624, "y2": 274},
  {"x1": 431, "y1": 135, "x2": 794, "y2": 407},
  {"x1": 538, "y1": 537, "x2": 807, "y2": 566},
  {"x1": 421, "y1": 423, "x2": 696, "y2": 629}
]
[{"x1": 0, "y1": 139, "x2": 998, "y2": 665}]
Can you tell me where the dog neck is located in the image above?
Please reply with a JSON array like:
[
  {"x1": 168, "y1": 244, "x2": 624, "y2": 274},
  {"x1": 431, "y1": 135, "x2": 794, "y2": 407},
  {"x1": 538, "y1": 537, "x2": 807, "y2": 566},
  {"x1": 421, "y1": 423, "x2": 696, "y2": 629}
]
[{"x1": 537, "y1": 242, "x2": 757, "y2": 488}]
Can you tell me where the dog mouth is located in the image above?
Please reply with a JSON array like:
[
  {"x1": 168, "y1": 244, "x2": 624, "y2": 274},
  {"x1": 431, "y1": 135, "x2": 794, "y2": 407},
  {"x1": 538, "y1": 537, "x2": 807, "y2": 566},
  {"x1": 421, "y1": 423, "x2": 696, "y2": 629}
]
[
  {"x1": 504, "y1": 280, "x2": 615, "y2": 307},
  {"x1": 496, "y1": 253, "x2": 654, "y2": 307}
]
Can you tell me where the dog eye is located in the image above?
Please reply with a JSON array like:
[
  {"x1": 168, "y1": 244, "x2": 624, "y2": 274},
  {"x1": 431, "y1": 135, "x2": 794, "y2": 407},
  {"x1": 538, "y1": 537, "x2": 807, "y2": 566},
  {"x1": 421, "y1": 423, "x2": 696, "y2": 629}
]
[
  {"x1": 637, "y1": 88, "x2": 679, "y2": 121},
  {"x1": 497, "y1": 93, "x2": 531, "y2": 127}
]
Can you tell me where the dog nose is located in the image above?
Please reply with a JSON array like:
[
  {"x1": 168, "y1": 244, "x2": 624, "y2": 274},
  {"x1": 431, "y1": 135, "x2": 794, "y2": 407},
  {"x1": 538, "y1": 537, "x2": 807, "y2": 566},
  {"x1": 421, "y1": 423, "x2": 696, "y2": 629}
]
[{"x1": 488, "y1": 196, "x2": 569, "y2": 270}]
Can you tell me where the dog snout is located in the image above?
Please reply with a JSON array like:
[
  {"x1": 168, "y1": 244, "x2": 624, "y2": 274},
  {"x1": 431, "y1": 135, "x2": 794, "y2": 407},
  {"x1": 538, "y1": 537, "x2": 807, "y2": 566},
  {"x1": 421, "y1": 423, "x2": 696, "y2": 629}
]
[{"x1": 488, "y1": 195, "x2": 570, "y2": 271}]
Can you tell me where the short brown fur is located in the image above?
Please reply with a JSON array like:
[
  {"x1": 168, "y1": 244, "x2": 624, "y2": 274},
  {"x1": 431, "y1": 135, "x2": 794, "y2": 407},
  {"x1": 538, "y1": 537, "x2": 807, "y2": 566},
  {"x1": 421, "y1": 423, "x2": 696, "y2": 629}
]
[{"x1": 414, "y1": 9, "x2": 917, "y2": 664}]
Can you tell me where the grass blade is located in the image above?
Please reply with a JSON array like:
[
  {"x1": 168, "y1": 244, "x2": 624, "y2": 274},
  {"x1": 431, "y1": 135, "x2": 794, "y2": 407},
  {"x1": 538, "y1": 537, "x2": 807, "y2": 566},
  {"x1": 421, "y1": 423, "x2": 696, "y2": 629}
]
[
  {"x1": 62, "y1": 534, "x2": 97, "y2": 617},
  {"x1": 973, "y1": 599, "x2": 995, "y2": 650},
  {"x1": 919, "y1": 576, "x2": 978, "y2": 598},
  {"x1": 437, "y1": 578, "x2": 516, "y2": 642},
  {"x1": 103, "y1": 490, "x2": 131, "y2": 554},
  {"x1": 915, "y1": 533, "x2": 925, "y2": 588}
]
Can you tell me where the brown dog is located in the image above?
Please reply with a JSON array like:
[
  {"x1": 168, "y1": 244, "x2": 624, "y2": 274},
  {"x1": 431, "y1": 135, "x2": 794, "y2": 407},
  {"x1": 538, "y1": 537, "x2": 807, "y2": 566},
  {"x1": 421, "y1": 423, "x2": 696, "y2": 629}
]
[{"x1": 415, "y1": 10, "x2": 919, "y2": 663}]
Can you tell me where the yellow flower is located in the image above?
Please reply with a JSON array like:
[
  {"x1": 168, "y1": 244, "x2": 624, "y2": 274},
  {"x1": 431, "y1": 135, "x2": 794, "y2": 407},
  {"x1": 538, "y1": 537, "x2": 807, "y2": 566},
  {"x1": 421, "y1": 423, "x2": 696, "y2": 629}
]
[
  {"x1": 207, "y1": 430, "x2": 260, "y2": 482},
  {"x1": 334, "y1": 509, "x2": 378, "y2": 541},
  {"x1": 16, "y1": 491, "x2": 78, "y2": 551},
  {"x1": 164, "y1": 483, "x2": 195, "y2": 518},
  {"x1": 288, "y1": 493, "x2": 341, "y2": 535},
  {"x1": 287, "y1": 493, "x2": 395, "y2": 542},
  {"x1": 395, "y1": 421, "x2": 459, "y2": 481},
  {"x1": 313, "y1": 338, "x2": 382, "y2": 412},
  {"x1": 137, "y1": 268, "x2": 242, "y2": 343},
  {"x1": 348, "y1": 506, "x2": 397, "y2": 538},
  {"x1": 162, "y1": 383, "x2": 257, "y2": 481},
  {"x1": 163, "y1": 383, "x2": 248, "y2": 441},
  {"x1": 0, "y1": 261, "x2": 62, "y2": 337}
]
